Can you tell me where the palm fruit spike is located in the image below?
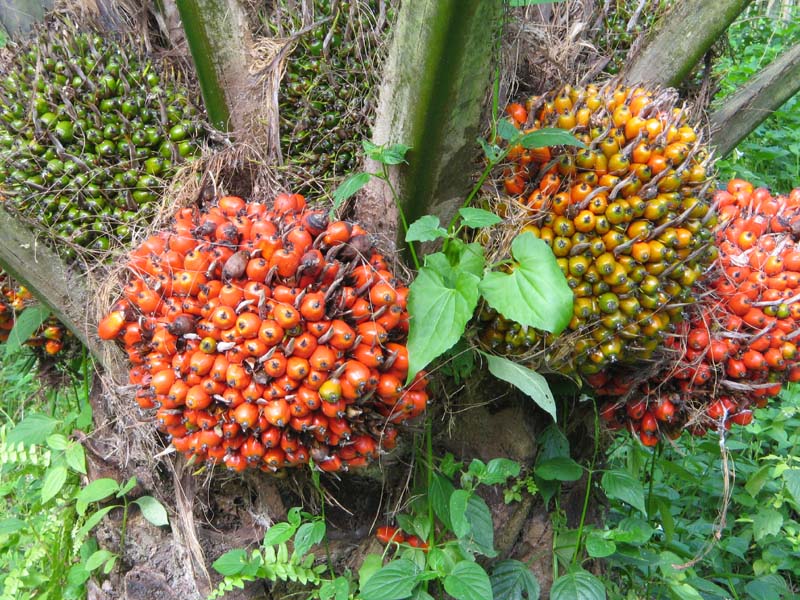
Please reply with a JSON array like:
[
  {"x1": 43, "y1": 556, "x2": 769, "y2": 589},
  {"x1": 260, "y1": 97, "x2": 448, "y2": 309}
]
[
  {"x1": 0, "y1": 19, "x2": 206, "y2": 260},
  {"x1": 481, "y1": 84, "x2": 717, "y2": 376},
  {"x1": 594, "y1": 180, "x2": 800, "y2": 445},
  {"x1": 98, "y1": 193, "x2": 428, "y2": 474},
  {"x1": 275, "y1": 0, "x2": 392, "y2": 193}
]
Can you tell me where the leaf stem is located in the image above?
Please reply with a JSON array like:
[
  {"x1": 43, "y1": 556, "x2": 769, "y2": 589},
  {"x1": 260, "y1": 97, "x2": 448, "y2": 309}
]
[{"x1": 572, "y1": 402, "x2": 599, "y2": 566}]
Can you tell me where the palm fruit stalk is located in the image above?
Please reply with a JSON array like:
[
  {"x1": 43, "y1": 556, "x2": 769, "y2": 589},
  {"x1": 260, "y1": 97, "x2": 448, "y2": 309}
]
[
  {"x1": 97, "y1": 193, "x2": 428, "y2": 473},
  {"x1": 0, "y1": 269, "x2": 69, "y2": 354},
  {"x1": 273, "y1": 0, "x2": 392, "y2": 191},
  {"x1": 0, "y1": 20, "x2": 207, "y2": 259},
  {"x1": 478, "y1": 83, "x2": 717, "y2": 377},
  {"x1": 594, "y1": 180, "x2": 800, "y2": 445}
]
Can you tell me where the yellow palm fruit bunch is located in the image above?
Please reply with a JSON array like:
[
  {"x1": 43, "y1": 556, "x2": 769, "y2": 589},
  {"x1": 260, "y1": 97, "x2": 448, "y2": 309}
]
[{"x1": 479, "y1": 83, "x2": 718, "y2": 376}]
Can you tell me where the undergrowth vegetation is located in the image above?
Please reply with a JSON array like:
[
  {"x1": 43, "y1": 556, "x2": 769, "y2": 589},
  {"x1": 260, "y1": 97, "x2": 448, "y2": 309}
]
[{"x1": 713, "y1": 6, "x2": 800, "y2": 192}]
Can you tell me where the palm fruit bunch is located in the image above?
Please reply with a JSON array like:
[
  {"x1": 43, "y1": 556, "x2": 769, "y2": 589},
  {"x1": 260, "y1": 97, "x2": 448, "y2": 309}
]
[
  {"x1": 478, "y1": 84, "x2": 717, "y2": 377},
  {"x1": 97, "y1": 193, "x2": 427, "y2": 473},
  {"x1": 594, "y1": 179, "x2": 800, "y2": 445},
  {"x1": 275, "y1": 0, "x2": 392, "y2": 190},
  {"x1": 0, "y1": 21, "x2": 205, "y2": 259},
  {"x1": 0, "y1": 270, "x2": 69, "y2": 354}
]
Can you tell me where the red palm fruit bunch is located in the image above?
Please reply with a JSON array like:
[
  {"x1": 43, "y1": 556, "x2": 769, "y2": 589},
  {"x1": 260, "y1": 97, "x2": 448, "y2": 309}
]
[
  {"x1": 97, "y1": 193, "x2": 428, "y2": 473},
  {"x1": 479, "y1": 84, "x2": 717, "y2": 376},
  {"x1": 0, "y1": 271, "x2": 68, "y2": 354},
  {"x1": 593, "y1": 179, "x2": 800, "y2": 445}
]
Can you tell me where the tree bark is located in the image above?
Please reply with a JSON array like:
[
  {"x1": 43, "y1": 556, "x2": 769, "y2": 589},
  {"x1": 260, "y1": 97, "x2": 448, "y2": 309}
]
[
  {"x1": 360, "y1": 0, "x2": 504, "y2": 248},
  {"x1": 0, "y1": 205, "x2": 124, "y2": 376},
  {"x1": 175, "y1": 0, "x2": 257, "y2": 135},
  {"x1": 622, "y1": 0, "x2": 752, "y2": 88},
  {"x1": 709, "y1": 42, "x2": 800, "y2": 158}
]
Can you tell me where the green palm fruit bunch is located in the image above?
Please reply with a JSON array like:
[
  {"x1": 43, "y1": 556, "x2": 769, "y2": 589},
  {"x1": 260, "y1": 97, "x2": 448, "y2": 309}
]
[
  {"x1": 274, "y1": 0, "x2": 393, "y2": 192},
  {"x1": 0, "y1": 20, "x2": 207, "y2": 259}
]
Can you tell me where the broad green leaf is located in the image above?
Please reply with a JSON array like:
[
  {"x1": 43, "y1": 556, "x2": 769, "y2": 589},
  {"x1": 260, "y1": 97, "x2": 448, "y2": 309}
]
[
  {"x1": 490, "y1": 559, "x2": 540, "y2": 600},
  {"x1": 75, "y1": 478, "x2": 120, "y2": 515},
  {"x1": 409, "y1": 589, "x2": 435, "y2": 600},
  {"x1": 427, "y1": 547, "x2": 456, "y2": 577},
  {"x1": 407, "y1": 256, "x2": 480, "y2": 381},
  {"x1": 332, "y1": 172, "x2": 371, "y2": 212},
  {"x1": 519, "y1": 128, "x2": 585, "y2": 149},
  {"x1": 752, "y1": 508, "x2": 783, "y2": 541},
  {"x1": 429, "y1": 473, "x2": 455, "y2": 531},
  {"x1": 485, "y1": 354, "x2": 557, "y2": 421},
  {"x1": 535, "y1": 456, "x2": 582, "y2": 481},
  {"x1": 360, "y1": 558, "x2": 420, "y2": 600},
  {"x1": 482, "y1": 458, "x2": 521, "y2": 485},
  {"x1": 601, "y1": 470, "x2": 647, "y2": 516},
  {"x1": 497, "y1": 119, "x2": 521, "y2": 141},
  {"x1": 405, "y1": 215, "x2": 447, "y2": 243},
  {"x1": 116, "y1": 476, "x2": 137, "y2": 498},
  {"x1": 783, "y1": 468, "x2": 800, "y2": 508},
  {"x1": 65, "y1": 443, "x2": 86, "y2": 475},
  {"x1": 287, "y1": 506, "x2": 302, "y2": 527},
  {"x1": 585, "y1": 531, "x2": 616, "y2": 558},
  {"x1": 263, "y1": 522, "x2": 297, "y2": 546},
  {"x1": 66, "y1": 564, "x2": 91, "y2": 587},
  {"x1": 458, "y1": 207, "x2": 502, "y2": 229},
  {"x1": 77, "y1": 506, "x2": 115, "y2": 538},
  {"x1": 537, "y1": 425, "x2": 570, "y2": 460},
  {"x1": 5, "y1": 304, "x2": 51, "y2": 355},
  {"x1": 444, "y1": 240, "x2": 485, "y2": 279},
  {"x1": 359, "y1": 554, "x2": 384, "y2": 590},
  {"x1": 319, "y1": 576, "x2": 350, "y2": 600},
  {"x1": 42, "y1": 466, "x2": 68, "y2": 503},
  {"x1": 607, "y1": 518, "x2": 652, "y2": 546},
  {"x1": 550, "y1": 569, "x2": 605, "y2": 600},
  {"x1": 444, "y1": 561, "x2": 493, "y2": 600},
  {"x1": 212, "y1": 548, "x2": 248, "y2": 576},
  {"x1": 47, "y1": 434, "x2": 69, "y2": 451},
  {"x1": 0, "y1": 517, "x2": 27, "y2": 535},
  {"x1": 7, "y1": 413, "x2": 58, "y2": 446},
  {"x1": 479, "y1": 232, "x2": 572, "y2": 333},
  {"x1": 85, "y1": 549, "x2": 114, "y2": 572},
  {"x1": 745, "y1": 464, "x2": 772, "y2": 497},
  {"x1": 464, "y1": 495, "x2": 496, "y2": 557},
  {"x1": 133, "y1": 496, "x2": 169, "y2": 527},
  {"x1": 293, "y1": 520, "x2": 326, "y2": 559},
  {"x1": 449, "y1": 490, "x2": 471, "y2": 538},
  {"x1": 744, "y1": 574, "x2": 789, "y2": 600},
  {"x1": 667, "y1": 582, "x2": 704, "y2": 600},
  {"x1": 363, "y1": 140, "x2": 411, "y2": 165},
  {"x1": 102, "y1": 555, "x2": 117, "y2": 575},
  {"x1": 658, "y1": 498, "x2": 675, "y2": 543}
]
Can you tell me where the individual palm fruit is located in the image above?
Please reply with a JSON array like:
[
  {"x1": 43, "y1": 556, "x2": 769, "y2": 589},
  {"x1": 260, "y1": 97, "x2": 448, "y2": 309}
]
[
  {"x1": 0, "y1": 270, "x2": 69, "y2": 354},
  {"x1": 273, "y1": 0, "x2": 392, "y2": 192},
  {"x1": 98, "y1": 193, "x2": 427, "y2": 473},
  {"x1": 594, "y1": 180, "x2": 800, "y2": 444},
  {"x1": 481, "y1": 84, "x2": 717, "y2": 376},
  {"x1": 0, "y1": 20, "x2": 206, "y2": 259}
]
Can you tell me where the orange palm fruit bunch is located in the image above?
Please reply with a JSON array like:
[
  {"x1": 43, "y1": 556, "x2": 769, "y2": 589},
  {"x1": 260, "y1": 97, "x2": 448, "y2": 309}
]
[
  {"x1": 480, "y1": 83, "x2": 717, "y2": 377},
  {"x1": 98, "y1": 193, "x2": 428, "y2": 473}
]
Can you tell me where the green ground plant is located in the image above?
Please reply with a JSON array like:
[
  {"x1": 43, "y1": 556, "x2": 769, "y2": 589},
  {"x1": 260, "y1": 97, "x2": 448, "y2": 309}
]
[
  {"x1": 0, "y1": 328, "x2": 167, "y2": 599},
  {"x1": 593, "y1": 384, "x2": 800, "y2": 599},
  {"x1": 713, "y1": 6, "x2": 800, "y2": 192}
]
